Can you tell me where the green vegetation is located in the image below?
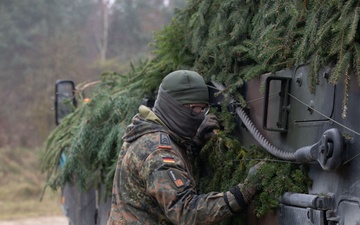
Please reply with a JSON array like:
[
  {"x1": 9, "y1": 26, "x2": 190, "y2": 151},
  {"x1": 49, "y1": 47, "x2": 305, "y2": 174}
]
[
  {"x1": 198, "y1": 138, "x2": 311, "y2": 221},
  {"x1": 40, "y1": 0, "x2": 359, "y2": 221}
]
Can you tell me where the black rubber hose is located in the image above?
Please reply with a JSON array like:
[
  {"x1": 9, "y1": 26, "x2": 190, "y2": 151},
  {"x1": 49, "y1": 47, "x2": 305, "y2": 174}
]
[
  {"x1": 235, "y1": 106, "x2": 295, "y2": 160},
  {"x1": 212, "y1": 82, "x2": 296, "y2": 161}
]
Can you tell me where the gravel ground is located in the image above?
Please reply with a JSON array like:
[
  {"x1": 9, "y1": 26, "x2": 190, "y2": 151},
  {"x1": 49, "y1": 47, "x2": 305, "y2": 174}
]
[{"x1": 0, "y1": 217, "x2": 69, "y2": 225}]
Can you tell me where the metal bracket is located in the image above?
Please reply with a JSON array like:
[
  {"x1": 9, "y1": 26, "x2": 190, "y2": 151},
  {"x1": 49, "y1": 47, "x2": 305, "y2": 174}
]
[{"x1": 294, "y1": 128, "x2": 344, "y2": 171}]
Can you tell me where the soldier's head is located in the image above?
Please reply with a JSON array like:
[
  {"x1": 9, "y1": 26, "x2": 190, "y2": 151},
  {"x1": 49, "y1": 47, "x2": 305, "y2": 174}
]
[{"x1": 153, "y1": 70, "x2": 209, "y2": 139}]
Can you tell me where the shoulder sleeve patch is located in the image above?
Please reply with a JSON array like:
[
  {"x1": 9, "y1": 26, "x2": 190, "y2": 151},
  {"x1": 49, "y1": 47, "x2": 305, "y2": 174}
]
[
  {"x1": 158, "y1": 133, "x2": 172, "y2": 149},
  {"x1": 167, "y1": 169, "x2": 186, "y2": 188}
]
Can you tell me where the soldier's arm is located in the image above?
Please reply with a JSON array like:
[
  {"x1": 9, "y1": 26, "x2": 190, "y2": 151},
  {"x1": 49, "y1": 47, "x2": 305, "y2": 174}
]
[{"x1": 140, "y1": 149, "x2": 252, "y2": 225}]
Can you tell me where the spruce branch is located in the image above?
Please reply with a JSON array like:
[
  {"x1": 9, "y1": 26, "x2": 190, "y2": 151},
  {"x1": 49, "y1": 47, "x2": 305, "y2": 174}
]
[
  {"x1": 346, "y1": 7, "x2": 360, "y2": 46},
  {"x1": 342, "y1": 64, "x2": 350, "y2": 119},
  {"x1": 331, "y1": 50, "x2": 352, "y2": 84},
  {"x1": 353, "y1": 43, "x2": 360, "y2": 86}
]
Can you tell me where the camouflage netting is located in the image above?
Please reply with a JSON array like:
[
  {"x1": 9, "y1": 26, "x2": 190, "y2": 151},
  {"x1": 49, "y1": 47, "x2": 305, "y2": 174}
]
[{"x1": 40, "y1": 0, "x2": 360, "y2": 222}]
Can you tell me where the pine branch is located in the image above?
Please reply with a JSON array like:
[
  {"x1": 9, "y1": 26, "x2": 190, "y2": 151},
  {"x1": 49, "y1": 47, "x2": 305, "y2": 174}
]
[
  {"x1": 331, "y1": 50, "x2": 352, "y2": 84},
  {"x1": 346, "y1": 7, "x2": 360, "y2": 45},
  {"x1": 353, "y1": 42, "x2": 360, "y2": 86},
  {"x1": 342, "y1": 64, "x2": 350, "y2": 119}
]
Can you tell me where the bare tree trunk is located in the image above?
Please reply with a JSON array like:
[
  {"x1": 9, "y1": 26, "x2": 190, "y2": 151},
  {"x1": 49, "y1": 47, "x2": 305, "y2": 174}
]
[
  {"x1": 100, "y1": 0, "x2": 108, "y2": 62},
  {"x1": 96, "y1": 0, "x2": 109, "y2": 62}
]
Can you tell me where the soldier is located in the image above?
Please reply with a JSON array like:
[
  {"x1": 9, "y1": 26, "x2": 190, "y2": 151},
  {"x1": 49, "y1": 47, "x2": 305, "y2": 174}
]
[{"x1": 107, "y1": 70, "x2": 261, "y2": 225}]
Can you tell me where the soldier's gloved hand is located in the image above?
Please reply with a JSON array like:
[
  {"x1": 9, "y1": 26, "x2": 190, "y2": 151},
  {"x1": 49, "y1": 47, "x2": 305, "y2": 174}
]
[
  {"x1": 248, "y1": 161, "x2": 265, "y2": 177},
  {"x1": 193, "y1": 114, "x2": 220, "y2": 147},
  {"x1": 245, "y1": 161, "x2": 265, "y2": 193},
  {"x1": 224, "y1": 162, "x2": 265, "y2": 214}
]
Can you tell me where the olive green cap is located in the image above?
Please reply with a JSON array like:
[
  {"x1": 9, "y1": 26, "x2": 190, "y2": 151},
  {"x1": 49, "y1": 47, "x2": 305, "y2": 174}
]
[{"x1": 160, "y1": 70, "x2": 209, "y2": 104}]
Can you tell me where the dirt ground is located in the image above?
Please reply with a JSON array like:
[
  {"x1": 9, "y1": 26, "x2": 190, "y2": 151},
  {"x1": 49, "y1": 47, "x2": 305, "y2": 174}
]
[{"x1": 0, "y1": 216, "x2": 69, "y2": 225}]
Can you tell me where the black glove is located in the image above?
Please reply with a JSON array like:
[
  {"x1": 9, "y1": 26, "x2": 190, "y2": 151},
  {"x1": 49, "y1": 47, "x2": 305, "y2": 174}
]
[{"x1": 193, "y1": 114, "x2": 220, "y2": 147}]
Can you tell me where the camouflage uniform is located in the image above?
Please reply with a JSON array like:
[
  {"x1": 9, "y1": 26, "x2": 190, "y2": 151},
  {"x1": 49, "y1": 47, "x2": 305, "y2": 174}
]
[{"x1": 107, "y1": 106, "x2": 244, "y2": 225}]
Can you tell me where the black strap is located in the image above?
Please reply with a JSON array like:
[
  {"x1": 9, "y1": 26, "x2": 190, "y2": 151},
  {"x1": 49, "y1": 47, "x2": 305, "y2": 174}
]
[
  {"x1": 223, "y1": 192, "x2": 236, "y2": 214},
  {"x1": 229, "y1": 186, "x2": 247, "y2": 210}
]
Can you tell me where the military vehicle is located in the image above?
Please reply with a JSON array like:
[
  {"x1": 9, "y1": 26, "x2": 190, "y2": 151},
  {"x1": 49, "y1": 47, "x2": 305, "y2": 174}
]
[
  {"x1": 54, "y1": 60, "x2": 359, "y2": 225},
  {"x1": 55, "y1": 80, "x2": 111, "y2": 225},
  {"x1": 209, "y1": 62, "x2": 359, "y2": 225}
]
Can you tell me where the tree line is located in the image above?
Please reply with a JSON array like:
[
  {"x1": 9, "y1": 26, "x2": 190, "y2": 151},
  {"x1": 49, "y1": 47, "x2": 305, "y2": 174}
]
[{"x1": 0, "y1": 0, "x2": 185, "y2": 148}]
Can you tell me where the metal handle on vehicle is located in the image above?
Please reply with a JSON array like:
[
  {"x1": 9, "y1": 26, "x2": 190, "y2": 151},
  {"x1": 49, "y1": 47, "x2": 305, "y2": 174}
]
[{"x1": 262, "y1": 76, "x2": 291, "y2": 133}]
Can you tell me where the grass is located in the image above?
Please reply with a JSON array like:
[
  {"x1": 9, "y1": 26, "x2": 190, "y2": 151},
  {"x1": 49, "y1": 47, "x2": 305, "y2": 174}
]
[{"x1": 0, "y1": 147, "x2": 63, "y2": 220}]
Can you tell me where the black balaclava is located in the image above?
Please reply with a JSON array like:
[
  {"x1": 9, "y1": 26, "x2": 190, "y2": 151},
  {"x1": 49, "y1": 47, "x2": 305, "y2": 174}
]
[{"x1": 152, "y1": 70, "x2": 209, "y2": 139}]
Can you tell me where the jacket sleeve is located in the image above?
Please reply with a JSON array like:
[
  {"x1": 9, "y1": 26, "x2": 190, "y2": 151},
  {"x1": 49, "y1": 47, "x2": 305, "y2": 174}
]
[{"x1": 139, "y1": 148, "x2": 244, "y2": 225}]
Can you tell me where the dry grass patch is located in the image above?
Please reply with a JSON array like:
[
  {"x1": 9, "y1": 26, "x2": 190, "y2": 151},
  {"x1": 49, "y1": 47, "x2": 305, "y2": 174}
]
[{"x1": 0, "y1": 147, "x2": 63, "y2": 220}]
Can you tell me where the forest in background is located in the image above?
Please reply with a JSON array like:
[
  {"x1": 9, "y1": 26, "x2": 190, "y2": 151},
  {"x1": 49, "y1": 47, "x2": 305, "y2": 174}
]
[{"x1": 0, "y1": 0, "x2": 186, "y2": 148}]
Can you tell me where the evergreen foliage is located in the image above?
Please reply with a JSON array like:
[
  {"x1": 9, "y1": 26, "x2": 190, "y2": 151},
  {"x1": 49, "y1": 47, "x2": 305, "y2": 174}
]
[
  {"x1": 41, "y1": 0, "x2": 360, "y2": 219},
  {"x1": 183, "y1": 0, "x2": 360, "y2": 114},
  {"x1": 196, "y1": 118, "x2": 311, "y2": 223}
]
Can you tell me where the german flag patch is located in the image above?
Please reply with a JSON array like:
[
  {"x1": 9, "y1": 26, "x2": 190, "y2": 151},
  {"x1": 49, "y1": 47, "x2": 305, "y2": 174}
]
[{"x1": 162, "y1": 157, "x2": 175, "y2": 164}]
